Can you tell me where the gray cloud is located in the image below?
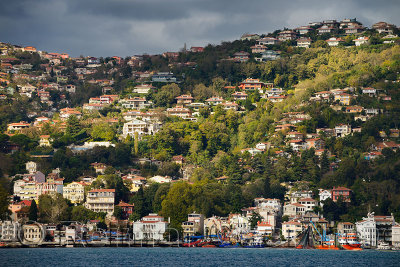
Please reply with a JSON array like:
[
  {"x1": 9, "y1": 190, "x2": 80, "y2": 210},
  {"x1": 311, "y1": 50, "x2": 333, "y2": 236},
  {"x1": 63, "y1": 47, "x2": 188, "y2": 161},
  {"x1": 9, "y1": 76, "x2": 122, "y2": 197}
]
[{"x1": 0, "y1": 0, "x2": 399, "y2": 57}]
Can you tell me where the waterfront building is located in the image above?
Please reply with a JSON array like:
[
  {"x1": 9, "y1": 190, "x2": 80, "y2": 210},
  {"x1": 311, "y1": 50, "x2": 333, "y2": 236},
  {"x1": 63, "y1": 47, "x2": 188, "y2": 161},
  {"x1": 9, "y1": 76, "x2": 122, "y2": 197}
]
[
  {"x1": 337, "y1": 222, "x2": 355, "y2": 235},
  {"x1": 132, "y1": 213, "x2": 168, "y2": 241},
  {"x1": 0, "y1": 221, "x2": 20, "y2": 241},
  {"x1": 282, "y1": 220, "x2": 303, "y2": 240},
  {"x1": 182, "y1": 213, "x2": 204, "y2": 238},
  {"x1": 22, "y1": 224, "x2": 44, "y2": 243}
]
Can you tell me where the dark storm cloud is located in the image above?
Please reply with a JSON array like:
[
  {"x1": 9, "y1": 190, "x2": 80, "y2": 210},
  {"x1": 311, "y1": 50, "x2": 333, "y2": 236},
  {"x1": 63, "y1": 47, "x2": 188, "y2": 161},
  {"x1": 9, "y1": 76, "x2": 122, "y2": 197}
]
[{"x1": 0, "y1": 0, "x2": 399, "y2": 57}]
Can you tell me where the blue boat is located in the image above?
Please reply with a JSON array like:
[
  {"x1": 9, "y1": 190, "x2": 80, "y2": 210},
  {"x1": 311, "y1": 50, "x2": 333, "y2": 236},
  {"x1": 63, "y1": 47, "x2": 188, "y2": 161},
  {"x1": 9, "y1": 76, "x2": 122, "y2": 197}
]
[{"x1": 219, "y1": 242, "x2": 240, "y2": 248}]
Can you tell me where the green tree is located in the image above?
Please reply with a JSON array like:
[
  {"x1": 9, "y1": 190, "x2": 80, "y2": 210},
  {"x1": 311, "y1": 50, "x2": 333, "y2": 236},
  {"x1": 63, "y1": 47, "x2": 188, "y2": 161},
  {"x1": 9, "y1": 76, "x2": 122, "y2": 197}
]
[
  {"x1": 113, "y1": 206, "x2": 124, "y2": 220},
  {"x1": 66, "y1": 116, "x2": 82, "y2": 137},
  {"x1": 161, "y1": 182, "x2": 193, "y2": 229},
  {"x1": 38, "y1": 194, "x2": 68, "y2": 223},
  {"x1": 29, "y1": 200, "x2": 38, "y2": 221},
  {"x1": 90, "y1": 122, "x2": 115, "y2": 141},
  {"x1": 0, "y1": 185, "x2": 10, "y2": 220},
  {"x1": 249, "y1": 211, "x2": 263, "y2": 229}
]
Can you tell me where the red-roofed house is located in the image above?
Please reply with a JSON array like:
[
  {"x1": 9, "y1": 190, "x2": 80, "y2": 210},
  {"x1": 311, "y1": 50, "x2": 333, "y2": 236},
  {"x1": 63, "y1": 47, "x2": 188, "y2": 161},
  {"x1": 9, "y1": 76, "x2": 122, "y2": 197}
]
[
  {"x1": 116, "y1": 201, "x2": 134, "y2": 219},
  {"x1": 176, "y1": 95, "x2": 194, "y2": 105},
  {"x1": 353, "y1": 36, "x2": 369, "y2": 46},
  {"x1": 256, "y1": 221, "x2": 273, "y2": 235}
]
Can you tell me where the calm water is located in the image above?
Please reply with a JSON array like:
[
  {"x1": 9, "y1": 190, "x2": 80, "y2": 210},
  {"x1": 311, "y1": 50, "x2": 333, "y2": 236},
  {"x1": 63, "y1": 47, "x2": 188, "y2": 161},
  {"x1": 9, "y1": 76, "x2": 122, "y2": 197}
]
[{"x1": 1, "y1": 247, "x2": 400, "y2": 267}]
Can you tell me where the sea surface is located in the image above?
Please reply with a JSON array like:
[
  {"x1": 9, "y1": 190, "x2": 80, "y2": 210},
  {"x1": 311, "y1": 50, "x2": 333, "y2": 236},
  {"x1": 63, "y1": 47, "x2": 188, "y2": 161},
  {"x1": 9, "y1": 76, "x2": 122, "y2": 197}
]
[{"x1": 1, "y1": 247, "x2": 400, "y2": 267}]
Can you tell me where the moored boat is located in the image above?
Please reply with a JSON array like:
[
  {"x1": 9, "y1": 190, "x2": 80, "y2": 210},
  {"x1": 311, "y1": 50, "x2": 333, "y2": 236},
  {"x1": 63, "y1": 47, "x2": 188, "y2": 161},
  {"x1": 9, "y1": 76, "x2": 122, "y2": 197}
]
[
  {"x1": 339, "y1": 233, "x2": 362, "y2": 251},
  {"x1": 377, "y1": 242, "x2": 391, "y2": 250}
]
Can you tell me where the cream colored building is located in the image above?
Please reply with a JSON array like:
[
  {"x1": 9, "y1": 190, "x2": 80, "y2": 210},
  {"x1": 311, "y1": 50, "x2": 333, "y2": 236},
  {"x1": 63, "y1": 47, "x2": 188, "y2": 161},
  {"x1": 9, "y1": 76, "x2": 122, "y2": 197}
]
[
  {"x1": 63, "y1": 182, "x2": 87, "y2": 204},
  {"x1": 85, "y1": 189, "x2": 115, "y2": 214},
  {"x1": 282, "y1": 220, "x2": 303, "y2": 240},
  {"x1": 23, "y1": 224, "x2": 44, "y2": 243}
]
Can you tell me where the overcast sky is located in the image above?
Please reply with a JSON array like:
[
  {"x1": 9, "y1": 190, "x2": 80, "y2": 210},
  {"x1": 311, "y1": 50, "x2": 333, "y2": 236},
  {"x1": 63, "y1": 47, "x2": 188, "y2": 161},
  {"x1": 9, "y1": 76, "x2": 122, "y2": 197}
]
[{"x1": 0, "y1": 0, "x2": 399, "y2": 57}]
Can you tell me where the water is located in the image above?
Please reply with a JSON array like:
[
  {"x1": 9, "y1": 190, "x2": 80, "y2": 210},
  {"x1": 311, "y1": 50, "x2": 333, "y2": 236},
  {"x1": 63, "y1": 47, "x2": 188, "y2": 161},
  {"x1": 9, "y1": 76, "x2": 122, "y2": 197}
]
[{"x1": 1, "y1": 247, "x2": 400, "y2": 267}]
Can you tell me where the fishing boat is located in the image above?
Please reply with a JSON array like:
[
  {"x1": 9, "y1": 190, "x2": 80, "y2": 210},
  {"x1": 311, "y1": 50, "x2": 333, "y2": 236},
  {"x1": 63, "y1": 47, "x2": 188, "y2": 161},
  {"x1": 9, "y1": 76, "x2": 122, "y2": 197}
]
[
  {"x1": 316, "y1": 240, "x2": 339, "y2": 250},
  {"x1": 338, "y1": 233, "x2": 362, "y2": 251},
  {"x1": 243, "y1": 237, "x2": 265, "y2": 248}
]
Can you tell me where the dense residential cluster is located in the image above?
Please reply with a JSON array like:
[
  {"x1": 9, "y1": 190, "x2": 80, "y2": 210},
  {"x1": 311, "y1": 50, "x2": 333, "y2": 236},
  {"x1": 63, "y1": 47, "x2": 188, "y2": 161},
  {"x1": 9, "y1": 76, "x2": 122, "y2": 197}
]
[{"x1": 1, "y1": 18, "x2": 400, "y2": 249}]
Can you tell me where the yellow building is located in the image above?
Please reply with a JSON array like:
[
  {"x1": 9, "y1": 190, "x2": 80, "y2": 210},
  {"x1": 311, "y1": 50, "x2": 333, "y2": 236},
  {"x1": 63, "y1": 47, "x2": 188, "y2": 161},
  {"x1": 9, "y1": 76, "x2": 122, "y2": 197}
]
[
  {"x1": 334, "y1": 93, "x2": 352, "y2": 105},
  {"x1": 63, "y1": 182, "x2": 87, "y2": 204}
]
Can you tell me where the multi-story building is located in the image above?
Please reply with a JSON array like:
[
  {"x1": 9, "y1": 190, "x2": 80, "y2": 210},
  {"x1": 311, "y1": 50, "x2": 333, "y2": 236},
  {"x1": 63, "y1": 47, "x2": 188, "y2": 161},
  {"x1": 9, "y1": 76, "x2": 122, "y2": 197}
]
[
  {"x1": 326, "y1": 37, "x2": 344, "y2": 47},
  {"x1": 85, "y1": 189, "x2": 115, "y2": 215},
  {"x1": 239, "y1": 78, "x2": 265, "y2": 92},
  {"x1": 298, "y1": 198, "x2": 318, "y2": 212},
  {"x1": 232, "y1": 51, "x2": 250, "y2": 62},
  {"x1": 258, "y1": 37, "x2": 280, "y2": 46},
  {"x1": 119, "y1": 97, "x2": 151, "y2": 109},
  {"x1": 282, "y1": 220, "x2": 303, "y2": 240},
  {"x1": 335, "y1": 124, "x2": 352, "y2": 137},
  {"x1": 289, "y1": 191, "x2": 313, "y2": 204},
  {"x1": 297, "y1": 38, "x2": 312, "y2": 48},
  {"x1": 392, "y1": 225, "x2": 400, "y2": 248},
  {"x1": 122, "y1": 119, "x2": 161, "y2": 138},
  {"x1": 166, "y1": 106, "x2": 192, "y2": 119},
  {"x1": 331, "y1": 187, "x2": 351, "y2": 202},
  {"x1": 356, "y1": 213, "x2": 396, "y2": 247},
  {"x1": 22, "y1": 224, "x2": 44, "y2": 243},
  {"x1": 175, "y1": 95, "x2": 194, "y2": 105},
  {"x1": 278, "y1": 30, "x2": 298, "y2": 41},
  {"x1": 116, "y1": 201, "x2": 134, "y2": 220},
  {"x1": 228, "y1": 214, "x2": 250, "y2": 236},
  {"x1": 337, "y1": 222, "x2": 355, "y2": 235},
  {"x1": 0, "y1": 221, "x2": 20, "y2": 241},
  {"x1": 283, "y1": 203, "x2": 306, "y2": 217},
  {"x1": 26, "y1": 161, "x2": 38, "y2": 174},
  {"x1": 63, "y1": 182, "x2": 87, "y2": 204},
  {"x1": 132, "y1": 213, "x2": 168, "y2": 240},
  {"x1": 182, "y1": 213, "x2": 204, "y2": 238}
]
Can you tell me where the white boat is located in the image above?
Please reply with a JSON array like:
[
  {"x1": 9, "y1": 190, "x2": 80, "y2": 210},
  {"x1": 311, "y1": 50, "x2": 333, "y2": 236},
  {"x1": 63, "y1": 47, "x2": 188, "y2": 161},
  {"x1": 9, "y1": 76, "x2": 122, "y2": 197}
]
[{"x1": 377, "y1": 242, "x2": 391, "y2": 250}]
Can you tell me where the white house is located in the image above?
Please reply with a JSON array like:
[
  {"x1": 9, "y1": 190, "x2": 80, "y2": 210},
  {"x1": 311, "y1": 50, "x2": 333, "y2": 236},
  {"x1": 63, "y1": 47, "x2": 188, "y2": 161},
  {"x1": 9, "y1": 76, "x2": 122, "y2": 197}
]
[
  {"x1": 326, "y1": 37, "x2": 344, "y2": 47},
  {"x1": 26, "y1": 161, "x2": 38, "y2": 174},
  {"x1": 256, "y1": 221, "x2": 273, "y2": 235},
  {"x1": 356, "y1": 213, "x2": 377, "y2": 247},
  {"x1": 335, "y1": 124, "x2": 352, "y2": 137},
  {"x1": 229, "y1": 214, "x2": 250, "y2": 236},
  {"x1": 148, "y1": 175, "x2": 172, "y2": 184},
  {"x1": 122, "y1": 119, "x2": 161, "y2": 138},
  {"x1": 353, "y1": 36, "x2": 369, "y2": 46},
  {"x1": 297, "y1": 38, "x2": 312, "y2": 48},
  {"x1": 132, "y1": 213, "x2": 168, "y2": 241},
  {"x1": 392, "y1": 225, "x2": 400, "y2": 248},
  {"x1": 319, "y1": 189, "x2": 331, "y2": 202},
  {"x1": 298, "y1": 198, "x2": 318, "y2": 212}
]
